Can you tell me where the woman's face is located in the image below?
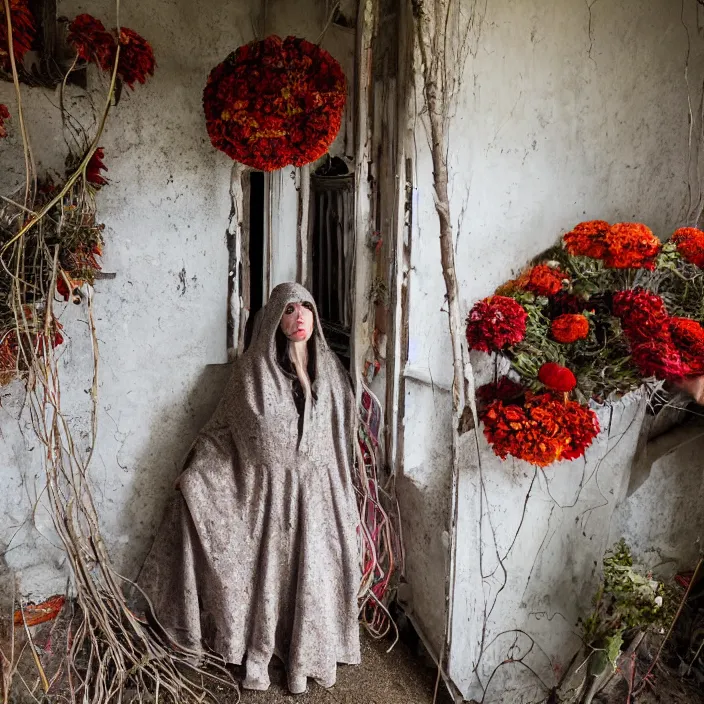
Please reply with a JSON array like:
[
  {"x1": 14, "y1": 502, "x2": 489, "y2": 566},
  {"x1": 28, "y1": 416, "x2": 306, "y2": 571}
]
[{"x1": 280, "y1": 301, "x2": 314, "y2": 342}]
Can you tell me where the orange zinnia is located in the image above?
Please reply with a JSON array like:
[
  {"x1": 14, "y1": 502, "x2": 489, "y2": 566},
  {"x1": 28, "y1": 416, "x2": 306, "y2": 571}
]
[{"x1": 551, "y1": 314, "x2": 589, "y2": 344}]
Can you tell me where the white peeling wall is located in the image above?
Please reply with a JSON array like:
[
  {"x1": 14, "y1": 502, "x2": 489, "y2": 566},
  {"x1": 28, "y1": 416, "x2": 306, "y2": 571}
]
[
  {"x1": 0, "y1": 0, "x2": 347, "y2": 601},
  {"x1": 400, "y1": 0, "x2": 704, "y2": 693}
]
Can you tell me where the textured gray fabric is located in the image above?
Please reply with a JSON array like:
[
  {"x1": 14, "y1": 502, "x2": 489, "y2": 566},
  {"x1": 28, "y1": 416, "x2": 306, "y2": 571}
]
[{"x1": 139, "y1": 282, "x2": 361, "y2": 693}]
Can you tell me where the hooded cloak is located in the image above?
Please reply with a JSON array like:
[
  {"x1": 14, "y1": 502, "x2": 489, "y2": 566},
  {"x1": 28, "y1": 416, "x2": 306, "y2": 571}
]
[{"x1": 139, "y1": 282, "x2": 361, "y2": 693}]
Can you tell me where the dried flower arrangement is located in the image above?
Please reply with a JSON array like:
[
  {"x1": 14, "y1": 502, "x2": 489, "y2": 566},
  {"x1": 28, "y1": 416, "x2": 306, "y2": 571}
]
[{"x1": 467, "y1": 220, "x2": 704, "y2": 467}]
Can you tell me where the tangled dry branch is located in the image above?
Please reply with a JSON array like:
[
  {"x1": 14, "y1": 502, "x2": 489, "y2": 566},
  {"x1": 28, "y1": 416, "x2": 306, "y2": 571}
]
[{"x1": 0, "y1": 2, "x2": 238, "y2": 701}]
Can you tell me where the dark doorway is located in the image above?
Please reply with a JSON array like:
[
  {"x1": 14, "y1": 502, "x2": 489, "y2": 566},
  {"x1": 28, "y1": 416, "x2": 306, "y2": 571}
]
[
  {"x1": 310, "y1": 162, "x2": 354, "y2": 370},
  {"x1": 243, "y1": 171, "x2": 266, "y2": 350}
]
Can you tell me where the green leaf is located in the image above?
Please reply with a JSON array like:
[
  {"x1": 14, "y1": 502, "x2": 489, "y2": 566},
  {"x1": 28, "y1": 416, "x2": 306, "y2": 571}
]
[{"x1": 604, "y1": 631, "x2": 624, "y2": 670}]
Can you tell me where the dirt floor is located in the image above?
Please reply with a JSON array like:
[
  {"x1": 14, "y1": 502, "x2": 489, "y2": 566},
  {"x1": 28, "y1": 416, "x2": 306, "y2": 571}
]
[{"x1": 231, "y1": 634, "x2": 454, "y2": 704}]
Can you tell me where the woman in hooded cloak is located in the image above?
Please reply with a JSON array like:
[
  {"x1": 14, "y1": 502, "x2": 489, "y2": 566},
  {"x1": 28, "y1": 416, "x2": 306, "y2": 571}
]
[{"x1": 139, "y1": 282, "x2": 361, "y2": 694}]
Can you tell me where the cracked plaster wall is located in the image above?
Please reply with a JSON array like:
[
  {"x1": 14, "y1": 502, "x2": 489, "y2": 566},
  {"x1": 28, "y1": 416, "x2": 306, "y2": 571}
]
[{"x1": 400, "y1": 0, "x2": 704, "y2": 699}]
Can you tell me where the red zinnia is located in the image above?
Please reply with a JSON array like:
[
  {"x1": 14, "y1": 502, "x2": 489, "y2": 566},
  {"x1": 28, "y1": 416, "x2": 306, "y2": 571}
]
[
  {"x1": 466, "y1": 295, "x2": 528, "y2": 353},
  {"x1": 0, "y1": 104, "x2": 9, "y2": 138},
  {"x1": 0, "y1": 0, "x2": 36, "y2": 71},
  {"x1": 671, "y1": 227, "x2": 704, "y2": 268},
  {"x1": 602, "y1": 222, "x2": 661, "y2": 270},
  {"x1": 669, "y1": 317, "x2": 704, "y2": 375},
  {"x1": 630, "y1": 340, "x2": 689, "y2": 381},
  {"x1": 521, "y1": 264, "x2": 568, "y2": 297},
  {"x1": 563, "y1": 220, "x2": 610, "y2": 259},
  {"x1": 612, "y1": 288, "x2": 669, "y2": 343},
  {"x1": 67, "y1": 14, "x2": 116, "y2": 71},
  {"x1": 538, "y1": 362, "x2": 577, "y2": 393},
  {"x1": 551, "y1": 314, "x2": 590, "y2": 344},
  {"x1": 86, "y1": 148, "x2": 108, "y2": 187},
  {"x1": 116, "y1": 27, "x2": 156, "y2": 88}
]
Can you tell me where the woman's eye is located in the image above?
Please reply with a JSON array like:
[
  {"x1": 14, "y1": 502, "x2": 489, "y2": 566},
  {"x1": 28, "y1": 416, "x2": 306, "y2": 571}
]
[
  {"x1": 302, "y1": 302, "x2": 313, "y2": 312},
  {"x1": 285, "y1": 305, "x2": 294, "y2": 314}
]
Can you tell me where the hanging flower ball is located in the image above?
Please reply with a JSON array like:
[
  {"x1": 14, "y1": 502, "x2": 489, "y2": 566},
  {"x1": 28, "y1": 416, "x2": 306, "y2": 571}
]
[
  {"x1": 671, "y1": 227, "x2": 704, "y2": 268},
  {"x1": 203, "y1": 35, "x2": 347, "y2": 171},
  {"x1": 538, "y1": 362, "x2": 577, "y2": 393},
  {"x1": 465, "y1": 295, "x2": 528, "y2": 353},
  {"x1": 551, "y1": 314, "x2": 589, "y2": 344}
]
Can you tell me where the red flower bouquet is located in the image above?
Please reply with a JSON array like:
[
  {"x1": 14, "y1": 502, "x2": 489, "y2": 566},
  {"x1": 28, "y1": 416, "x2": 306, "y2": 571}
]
[
  {"x1": 466, "y1": 295, "x2": 528, "y2": 353},
  {"x1": 671, "y1": 227, "x2": 704, "y2": 268},
  {"x1": 551, "y1": 314, "x2": 589, "y2": 344},
  {"x1": 469, "y1": 217, "x2": 704, "y2": 467},
  {"x1": 203, "y1": 35, "x2": 346, "y2": 171}
]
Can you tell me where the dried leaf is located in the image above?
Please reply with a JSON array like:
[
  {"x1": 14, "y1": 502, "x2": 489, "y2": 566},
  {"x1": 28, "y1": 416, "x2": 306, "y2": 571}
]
[{"x1": 13, "y1": 595, "x2": 65, "y2": 628}]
